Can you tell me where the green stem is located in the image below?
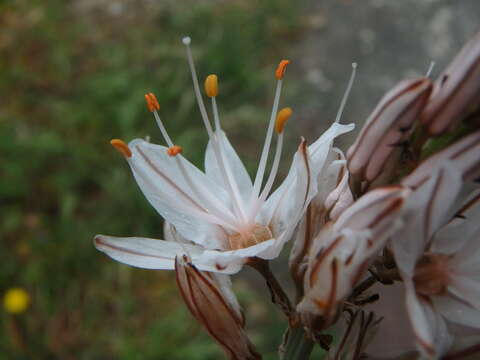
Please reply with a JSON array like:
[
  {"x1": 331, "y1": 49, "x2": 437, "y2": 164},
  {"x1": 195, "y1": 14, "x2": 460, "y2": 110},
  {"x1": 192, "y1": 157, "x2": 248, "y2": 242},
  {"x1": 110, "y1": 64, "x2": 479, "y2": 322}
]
[
  {"x1": 281, "y1": 326, "x2": 315, "y2": 360},
  {"x1": 249, "y1": 258, "x2": 293, "y2": 319}
]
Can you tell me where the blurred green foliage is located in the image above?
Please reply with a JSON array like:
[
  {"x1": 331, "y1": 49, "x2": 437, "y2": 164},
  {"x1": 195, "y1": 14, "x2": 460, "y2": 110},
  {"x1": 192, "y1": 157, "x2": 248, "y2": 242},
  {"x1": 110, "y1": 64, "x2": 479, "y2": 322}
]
[{"x1": 0, "y1": 0, "x2": 303, "y2": 358}]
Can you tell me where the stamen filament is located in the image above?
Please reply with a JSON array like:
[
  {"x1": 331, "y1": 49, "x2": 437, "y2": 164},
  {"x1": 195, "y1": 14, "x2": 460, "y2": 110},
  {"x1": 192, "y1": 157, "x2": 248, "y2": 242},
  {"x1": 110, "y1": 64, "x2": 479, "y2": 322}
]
[
  {"x1": 335, "y1": 63, "x2": 357, "y2": 124},
  {"x1": 252, "y1": 79, "x2": 283, "y2": 199},
  {"x1": 212, "y1": 96, "x2": 221, "y2": 131},
  {"x1": 153, "y1": 111, "x2": 174, "y2": 147},
  {"x1": 425, "y1": 61, "x2": 435, "y2": 78},
  {"x1": 259, "y1": 132, "x2": 284, "y2": 203},
  {"x1": 182, "y1": 37, "x2": 247, "y2": 223},
  {"x1": 210, "y1": 95, "x2": 248, "y2": 222}
]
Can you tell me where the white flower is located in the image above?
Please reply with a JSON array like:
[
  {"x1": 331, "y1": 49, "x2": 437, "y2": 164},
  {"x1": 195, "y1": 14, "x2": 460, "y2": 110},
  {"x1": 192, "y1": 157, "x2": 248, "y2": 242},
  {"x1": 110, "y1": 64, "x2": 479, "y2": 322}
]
[
  {"x1": 392, "y1": 160, "x2": 480, "y2": 359},
  {"x1": 94, "y1": 37, "x2": 354, "y2": 274}
]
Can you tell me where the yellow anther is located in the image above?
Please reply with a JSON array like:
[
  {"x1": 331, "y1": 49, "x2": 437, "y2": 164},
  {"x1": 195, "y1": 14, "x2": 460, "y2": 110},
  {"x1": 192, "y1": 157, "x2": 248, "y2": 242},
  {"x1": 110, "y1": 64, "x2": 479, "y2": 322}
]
[
  {"x1": 110, "y1": 139, "x2": 132, "y2": 158},
  {"x1": 3, "y1": 288, "x2": 30, "y2": 314},
  {"x1": 145, "y1": 92, "x2": 160, "y2": 112},
  {"x1": 275, "y1": 107, "x2": 293, "y2": 133},
  {"x1": 275, "y1": 60, "x2": 290, "y2": 80},
  {"x1": 167, "y1": 145, "x2": 183, "y2": 157},
  {"x1": 204, "y1": 74, "x2": 218, "y2": 97}
]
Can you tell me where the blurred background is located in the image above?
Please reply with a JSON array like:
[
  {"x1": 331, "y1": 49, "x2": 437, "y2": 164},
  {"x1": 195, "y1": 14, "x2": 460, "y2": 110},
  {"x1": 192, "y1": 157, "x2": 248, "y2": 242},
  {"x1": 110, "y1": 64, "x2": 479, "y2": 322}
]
[{"x1": 1, "y1": 0, "x2": 478, "y2": 358}]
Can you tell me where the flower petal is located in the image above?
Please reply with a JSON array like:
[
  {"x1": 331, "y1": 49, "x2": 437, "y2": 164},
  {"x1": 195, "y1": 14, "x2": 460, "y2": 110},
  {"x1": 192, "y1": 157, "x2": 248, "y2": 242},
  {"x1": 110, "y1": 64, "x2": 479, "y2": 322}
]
[
  {"x1": 205, "y1": 130, "x2": 253, "y2": 204},
  {"x1": 434, "y1": 295, "x2": 480, "y2": 329},
  {"x1": 94, "y1": 235, "x2": 241, "y2": 273},
  {"x1": 394, "y1": 163, "x2": 463, "y2": 274},
  {"x1": 404, "y1": 279, "x2": 437, "y2": 358},
  {"x1": 260, "y1": 138, "x2": 317, "y2": 237},
  {"x1": 448, "y1": 276, "x2": 480, "y2": 310},
  {"x1": 126, "y1": 139, "x2": 232, "y2": 248}
]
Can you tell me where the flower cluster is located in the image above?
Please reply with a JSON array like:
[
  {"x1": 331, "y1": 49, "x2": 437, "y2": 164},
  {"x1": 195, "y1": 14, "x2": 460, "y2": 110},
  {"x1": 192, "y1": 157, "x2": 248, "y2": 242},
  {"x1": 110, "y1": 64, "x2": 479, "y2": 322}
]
[{"x1": 94, "y1": 32, "x2": 480, "y2": 359}]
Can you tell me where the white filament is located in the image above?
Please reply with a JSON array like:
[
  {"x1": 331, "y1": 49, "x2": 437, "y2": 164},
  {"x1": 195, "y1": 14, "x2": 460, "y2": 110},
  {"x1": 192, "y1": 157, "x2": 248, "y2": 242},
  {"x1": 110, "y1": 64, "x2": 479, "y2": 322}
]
[
  {"x1": 183, "y1": 37, "x2": 247, "y2": 224},
  {"x1": 425, "y1": 61, "x2": 435, "y2": 78},
  {"x1": 335, "y1": 62, "x2": 357, "y2": 124},
  {"x1": 251, "y1": 79, "x2": 283, "y2": 199}
]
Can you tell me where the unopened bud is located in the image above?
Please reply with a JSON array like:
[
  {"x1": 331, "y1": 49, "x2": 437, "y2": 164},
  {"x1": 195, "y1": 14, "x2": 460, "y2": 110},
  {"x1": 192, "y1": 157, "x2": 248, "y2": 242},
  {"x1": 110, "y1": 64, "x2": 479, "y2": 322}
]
[
  {"x1": 175, "y1": 256, "x2": 261, "y2": 360},
  {"x1": 297, "y1": 187, "x2": 407, "y2": 330},
  {"x1": 402, "y1": 130, "x2": 480, "y2": 188},
  {"x1": 422, "y1": 31, "x2": 480, "y2": 135},
  {"x1": 347, "y1": 78, "x2": 432, "y2": 182}
]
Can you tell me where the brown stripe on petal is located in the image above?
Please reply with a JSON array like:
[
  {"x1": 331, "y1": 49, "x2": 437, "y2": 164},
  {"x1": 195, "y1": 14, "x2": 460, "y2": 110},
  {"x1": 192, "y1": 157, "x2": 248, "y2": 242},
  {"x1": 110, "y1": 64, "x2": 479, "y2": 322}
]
[
  {"x1": 190, "y1": 264, "x2": 244, "y2": 326},
  {"x1": 299, "y1": 138, "x2": 311, "y2": 206},
  {"x1": 423, "y1": 169, "x2": 444, "y2": 243},
  {"x1": 350, "y1": 259, "x2": 370, "y2": 287},
  {"x1": 455, "y1": 192, "x2": 480, "y2": 218},
  {"x1": 309, "y1": 234, "x2": 343, "y2": 287},
  {"x1": 175, "y1": 257, "x2": 201, "y2": 320},
  {"x1": 95, "y1": 236, "x2": 174, "y2": 261},
  {"x1": 324, "y1": 258, "x2": 339, "y2": 321},
  {"x1": 136, "y1": 146, "x2": 207, "y2": 213},
  {"x1": 368, "y1": 197, "x2": 404, "y2": 229}
]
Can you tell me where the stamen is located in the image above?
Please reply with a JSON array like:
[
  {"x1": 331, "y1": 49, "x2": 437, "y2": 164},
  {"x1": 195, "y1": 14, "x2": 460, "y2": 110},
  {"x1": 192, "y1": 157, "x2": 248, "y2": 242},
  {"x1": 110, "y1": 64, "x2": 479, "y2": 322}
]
[
  {"x1": 275, "y1": 107, "x2": 293, "y2": 133},
  {"x1": 275, "y1": 60, "x2": 290, "y2": 80},
  {"x1": 205, "y1": 74, "x2": 218, "y2": 98},
  {"x1": 144, "y1": 92, "x2": 174, "y2": 147},
  {"x1": 144, "y1": 93, "x2": 239, "y2": 228},
  {"x1": 206, "y1": 74, "x2": 221, "y2": 131},
  {"x1": 425, "y1": 61, "x2": 435, "y2": 78},
  {"x1": 182, "y1": 36, "x2": 214, "y2": 137},
  {"x1": 249, "y1": 108, "x2": 292, "y2": 222},
  {"x1": 182, "y1": 37, "x2": 247, "y2": 223},
  {"x1": 110, "y1": 139, "x2": 132, "y2": 158},
  {"x1": 145, "y1": 93, "x2": 160, "y2": 112},
  {"x1": 167, "y1": 145, "x2": 183, "y2": 157},
  {"x1": 335, "y1": 63, "x2": 357, "y2": 124},
  {"x1": 251, "y1": 59, "x2": 289, "y2": 200}
]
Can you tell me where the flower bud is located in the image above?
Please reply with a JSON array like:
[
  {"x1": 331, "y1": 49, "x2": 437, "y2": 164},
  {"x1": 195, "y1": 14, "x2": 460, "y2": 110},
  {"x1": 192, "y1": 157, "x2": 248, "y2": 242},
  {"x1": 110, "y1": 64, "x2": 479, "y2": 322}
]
[
  {"x1": 402, "y1": 130, "x2": 480, "y2": 189},
  {"x1": 175, "y1": 256, "x2": 260, "y2": 360},
  {"x1": 290, "y1": 150, "x2": 351, "y2": 290},
  {"x1": 422, "y1": 31, "x2": 480, "y2": 135},
  {"x1": 297, "y1": 187, "x2": 407, "y2": 331},
  {"x1": 347, "y1": 78, "x2": 432, "y2": 182}
]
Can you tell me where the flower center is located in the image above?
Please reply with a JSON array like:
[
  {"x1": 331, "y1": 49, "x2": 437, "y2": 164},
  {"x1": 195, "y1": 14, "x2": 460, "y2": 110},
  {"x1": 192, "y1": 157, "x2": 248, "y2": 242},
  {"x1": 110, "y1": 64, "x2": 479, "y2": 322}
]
[
  {"x1": 413, "y1": 252, "x2": 451, "y2": 296},
  {"x1": 228, "y1": 224, "x2": 273, "y2": 250}
]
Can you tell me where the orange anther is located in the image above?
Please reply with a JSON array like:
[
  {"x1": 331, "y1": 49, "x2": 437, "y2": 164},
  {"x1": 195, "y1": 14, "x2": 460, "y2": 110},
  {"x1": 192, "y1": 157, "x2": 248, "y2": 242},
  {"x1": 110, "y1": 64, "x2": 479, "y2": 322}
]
[
  {"x1": 167, "y1": 145, "x2": 183, "y2": 157},
  {"x1": 275, "y1": 60, "x2": 290, "y2": 80},
  {"x1": 275, "y1": 107, "x2": 293, "y2": 133},
  {"x1": 204, "y1": 74, "x2": 218, "y2": 97},
  {"x1": 144, "y1": 92, "x2": 160, "y2": 112},
  {"x1": 110, "y1": 139, "x2": 132, "y2": 158}
]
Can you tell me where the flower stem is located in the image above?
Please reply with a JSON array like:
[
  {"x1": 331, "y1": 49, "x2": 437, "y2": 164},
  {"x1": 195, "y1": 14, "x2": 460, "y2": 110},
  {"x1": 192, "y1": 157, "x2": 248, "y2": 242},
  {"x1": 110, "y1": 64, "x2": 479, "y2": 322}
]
[
  {"x1": 281, "y1": 325, "x2": 315, "y2": 360},
  {"x1": 248, "y1": 258, "x2": 293, "y2": 320}
]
